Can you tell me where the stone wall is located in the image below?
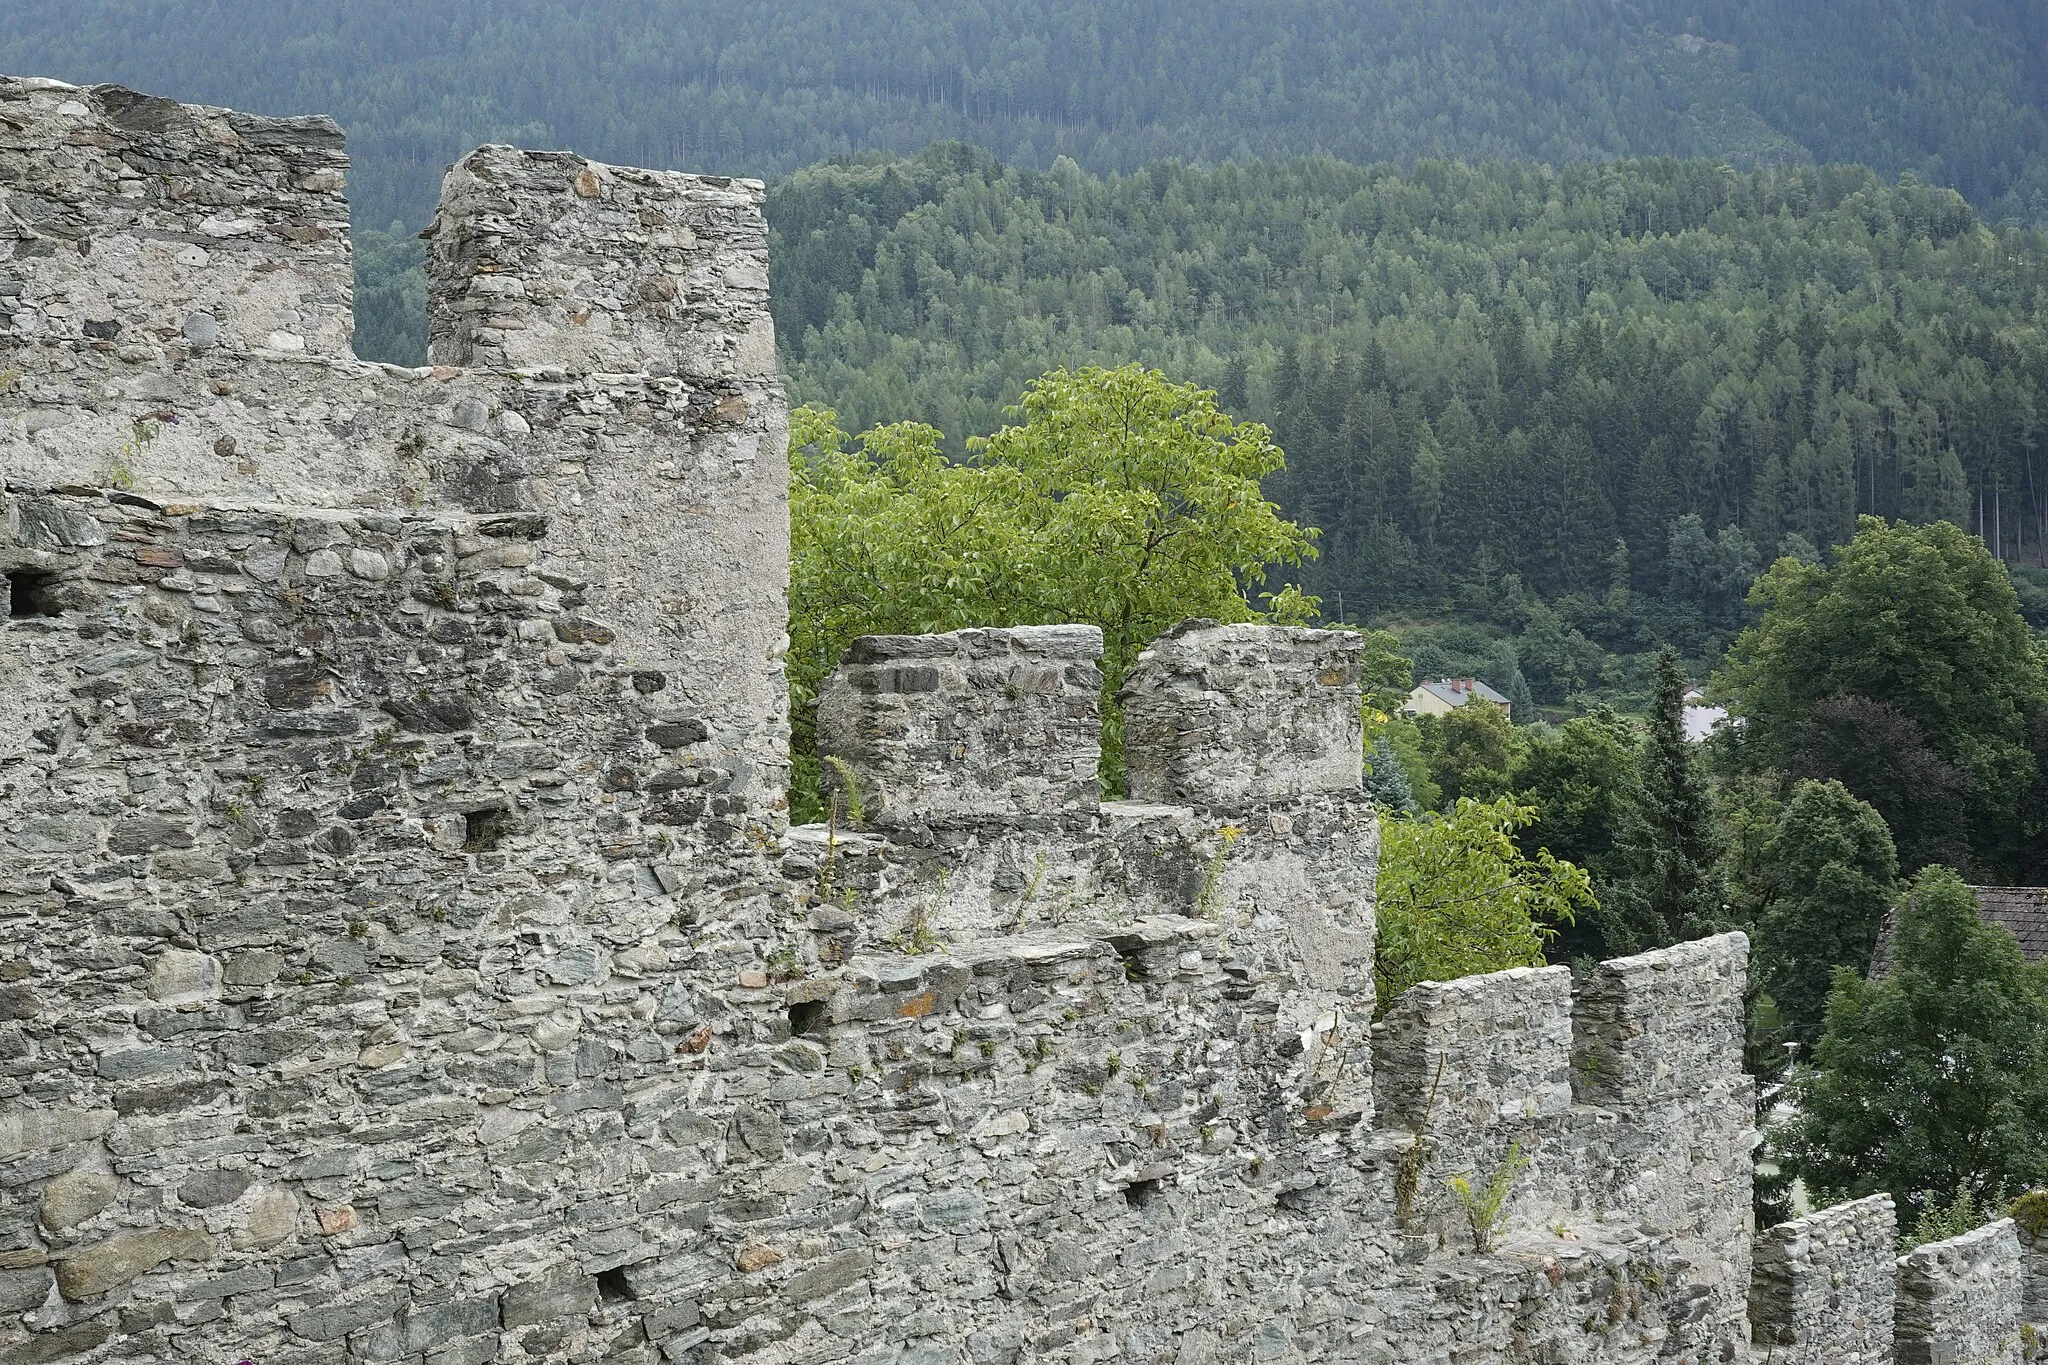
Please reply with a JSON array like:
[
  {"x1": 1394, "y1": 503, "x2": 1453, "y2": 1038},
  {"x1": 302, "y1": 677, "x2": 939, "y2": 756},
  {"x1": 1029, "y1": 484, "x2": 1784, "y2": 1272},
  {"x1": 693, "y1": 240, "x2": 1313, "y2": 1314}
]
[
  {"x1": 1750, "y1": 1194, "x2": 1897, "y2": 1363},
  {"x1": 814, "y1": 626, "x2": 1104, "y2": 828},
  {"x1": 3, "y1": 70, "x2": 2031, "y2": 1365},
  {"x1": 1571, "y1": 934, "x2": 1758, "y2": 1352},
  {"x1": 2, "y1": 77, "x2": 791, "y2": 810},
  {"x1": 1894, "y1": 1220, "x2": 2027, "y2": 1365},
  {"x1": 2021, "y1": 1203, "x2": 2048, "y2": 1334},
  {"x1": 1120, "y1": 622, "x2": 1362, "y2": 807}
]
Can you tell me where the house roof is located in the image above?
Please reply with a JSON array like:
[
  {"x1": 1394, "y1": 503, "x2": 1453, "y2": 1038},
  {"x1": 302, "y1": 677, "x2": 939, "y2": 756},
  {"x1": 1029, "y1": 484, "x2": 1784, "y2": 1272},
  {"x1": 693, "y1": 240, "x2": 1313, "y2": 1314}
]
[
  {"x1": 1867, "y1": 885, "x2": 2048, "y2": 978},
  {"x1": 1411, "y1": 678, "x2": 1509, "y2": 709}
]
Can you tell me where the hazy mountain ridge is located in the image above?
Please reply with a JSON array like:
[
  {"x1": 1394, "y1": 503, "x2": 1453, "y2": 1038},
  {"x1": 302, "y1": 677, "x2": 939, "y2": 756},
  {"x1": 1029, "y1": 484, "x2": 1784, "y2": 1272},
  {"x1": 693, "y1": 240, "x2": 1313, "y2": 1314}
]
[{"x1": 1, "y1": 0, "x2": 2043, "y2": 234}]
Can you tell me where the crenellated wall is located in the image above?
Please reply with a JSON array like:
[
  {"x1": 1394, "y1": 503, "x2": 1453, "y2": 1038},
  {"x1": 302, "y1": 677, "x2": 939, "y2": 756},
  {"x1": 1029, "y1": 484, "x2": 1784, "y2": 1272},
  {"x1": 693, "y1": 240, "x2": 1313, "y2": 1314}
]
[
  {"x1": 1120, "y1": 621, "x2": 1363, "y2": 807},
  {"x1": 2, "y1": 75, "x2": 791, "y2": 814},
  {"x1": 1895, "y1": 1220, "x2": 2027, "y2": 1365},
  {"x1": 3, "y1": 71, "x2": 2034, "y2": 1365},
  {"x1": 815, "y1": 626, "x2": 1104, "y2": 828},
  {"x1": 1750, "y1": 1194, "x2": 1897, "y2": 1362}
]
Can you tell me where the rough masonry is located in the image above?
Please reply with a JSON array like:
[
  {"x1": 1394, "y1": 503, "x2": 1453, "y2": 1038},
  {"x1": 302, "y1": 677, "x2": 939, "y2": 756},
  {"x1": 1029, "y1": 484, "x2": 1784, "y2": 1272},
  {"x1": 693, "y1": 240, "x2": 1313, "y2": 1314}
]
[{"x1": 3, "y1": 74, "x2": 2046, "y2": 1365}]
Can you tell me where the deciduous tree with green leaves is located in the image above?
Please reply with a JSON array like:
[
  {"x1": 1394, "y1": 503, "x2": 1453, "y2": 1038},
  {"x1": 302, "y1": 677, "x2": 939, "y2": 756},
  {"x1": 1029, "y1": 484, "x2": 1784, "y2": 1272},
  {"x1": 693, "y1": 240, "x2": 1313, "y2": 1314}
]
[
  {"x1": 1778, "y1": 866, "x2": 2048, "y2": 1222},
  {"x1": 787, "y1": 365, "x2": 1318, "y2": 818},
  {"x1": 1416, "y1": 699, "x2": 1522, "y2": 809},
  {"x1": 1743, "y1": 779, "x2": 1899, "y2": 1053},
  {"x1": 1721, "y1": 517, "x2": 2048, "y2": 875},
  {"x1": 1374, "y1": 796, "x2": 1595, "y2": 1014}
]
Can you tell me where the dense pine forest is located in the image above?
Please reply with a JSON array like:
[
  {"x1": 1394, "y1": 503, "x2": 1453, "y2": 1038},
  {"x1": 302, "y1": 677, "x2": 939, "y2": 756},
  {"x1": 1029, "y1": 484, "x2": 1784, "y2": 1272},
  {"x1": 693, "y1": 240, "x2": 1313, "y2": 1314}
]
[
  {"x1": 765, "y1": 152, "x2": 2048, "y2": 701},
  {"x1": 3, "y1": 0, "x2": 2045, "y2": 236}
]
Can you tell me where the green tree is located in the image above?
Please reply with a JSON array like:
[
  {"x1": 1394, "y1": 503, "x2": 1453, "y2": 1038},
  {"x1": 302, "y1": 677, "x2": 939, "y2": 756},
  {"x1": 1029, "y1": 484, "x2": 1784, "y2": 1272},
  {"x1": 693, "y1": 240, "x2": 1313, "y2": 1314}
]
[
  {"x1": 1721, "y1": 517, "x2": 2048, "y2": 874},
  {"x1": 1416, "y1": 700, "x2": 1522, "y2": 808},
  {"x1": 1779, "y1": 867, "x2": 2048, "y2": 1221},
  {"x1": 1744, "y1": 779, "x2": 1899, "y2": 1053},
  {"x1": 1623, "y1": 650, "x2": 1723, "y2": 944},
  {"x1": 1374, "y1": 796, "x2": 1596, "y2": 1014},
  {"x1": 1508, "y1": 707, "x2": 1641, "y2": 961},
  {"x1": 787, "y1": 366, "x2": 1317, "y2": 816},
  {"x1": 1381, "y1": 713, "x2": 1441, "y2": 813},
  {"x1": 1363, "y1": 734, "x2": 1417, "y2": 814}
]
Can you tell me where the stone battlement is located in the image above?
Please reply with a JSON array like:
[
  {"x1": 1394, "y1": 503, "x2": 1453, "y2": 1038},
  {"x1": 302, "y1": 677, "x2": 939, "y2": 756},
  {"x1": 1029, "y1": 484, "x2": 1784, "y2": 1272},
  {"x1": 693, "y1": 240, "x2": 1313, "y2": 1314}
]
[{"x1": 3, "y1": 75, "x2": 2042, "y2": 1365}]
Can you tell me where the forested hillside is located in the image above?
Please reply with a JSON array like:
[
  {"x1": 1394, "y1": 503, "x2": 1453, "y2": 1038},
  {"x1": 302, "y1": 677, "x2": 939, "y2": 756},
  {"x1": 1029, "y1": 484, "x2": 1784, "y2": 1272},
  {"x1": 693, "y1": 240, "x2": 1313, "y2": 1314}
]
[
  {"x1": 14, "y1": 0, "x2": 2048, "y2": 698},
  {"x1": 767, "y1": 150, "x2": 2048, "y2": 696},
  {"x1": 2, "y1": 0, "x2": 2044, "y2": 235}
]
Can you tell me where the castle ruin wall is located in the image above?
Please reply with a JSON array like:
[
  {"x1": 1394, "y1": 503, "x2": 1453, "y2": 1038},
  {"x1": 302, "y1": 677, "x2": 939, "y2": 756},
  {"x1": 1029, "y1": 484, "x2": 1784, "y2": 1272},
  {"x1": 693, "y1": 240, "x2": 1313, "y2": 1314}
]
[
  {"x1": 1119, "y1": 622, "x2": 1363, "y2": 808},
  {"x1": 1894, "y1": 1219, "x2": 2027, "y2": 1365},
  {"x1": 1749, "y1": 1193, "x2": 1897, "y2": 1363},
  {"x1": 4, "y1": 71, "x2": 2036, "y2": 1365}
]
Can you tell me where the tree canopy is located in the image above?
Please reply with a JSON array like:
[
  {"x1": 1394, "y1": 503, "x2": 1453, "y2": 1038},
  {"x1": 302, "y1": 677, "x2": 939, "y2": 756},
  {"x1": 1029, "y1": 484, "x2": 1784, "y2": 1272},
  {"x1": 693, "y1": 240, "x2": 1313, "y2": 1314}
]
[
  {"x1": 1778, "y1": 866, "x2": 2048, "y2": 1221},
  {"x1": 1374, "y1": 796, "x2": 1595, "y2": 1015},
  {"x1": 1744, "y1": 779, "x2": 1900, "y2": 1053},
  {"x1": 787, "y1": 365, "x2": 1315, "y2": 814},
  {"x1": 1720, "y1": 517, "x2": 2048, "y2": 875}
]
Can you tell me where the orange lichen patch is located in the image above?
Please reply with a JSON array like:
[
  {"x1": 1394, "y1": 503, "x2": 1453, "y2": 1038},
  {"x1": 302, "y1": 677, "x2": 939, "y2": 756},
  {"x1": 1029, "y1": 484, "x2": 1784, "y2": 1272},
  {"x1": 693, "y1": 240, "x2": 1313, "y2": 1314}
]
[{"x1": 897, "y1": 991, "x2": 937, "y2": 1018}]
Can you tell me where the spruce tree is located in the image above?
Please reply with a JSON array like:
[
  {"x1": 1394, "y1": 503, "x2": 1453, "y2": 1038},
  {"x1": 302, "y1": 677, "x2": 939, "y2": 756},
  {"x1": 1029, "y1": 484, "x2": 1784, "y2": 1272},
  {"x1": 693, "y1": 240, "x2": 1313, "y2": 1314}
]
[
  {"x1": 1630, "y1": 649, "x2": 1723, "y2": 943},
  {"x1": 1363, "y1": 734, "x2": 1418, "y2": 814}
]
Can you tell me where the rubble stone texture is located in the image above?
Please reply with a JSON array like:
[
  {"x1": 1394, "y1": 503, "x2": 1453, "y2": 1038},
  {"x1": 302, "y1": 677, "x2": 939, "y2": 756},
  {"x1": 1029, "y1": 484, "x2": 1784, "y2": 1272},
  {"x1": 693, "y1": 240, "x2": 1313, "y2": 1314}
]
[
  {"x1": 1120, "y1": 621, "x2": 1364, "y2": 806},
  {"x1": 816, "y1": 626, "x2": 1104, "y2": 826},
  {"x1": 1749, "y1": 1193, "x2": 1898, "y2": 1362},
  {"x1": 1, "y1": 73, "x2": 2038, "y2": 1365},
  {"x1": 1895, "y1": 1220, "x2": 2028, "y2": 1365}
]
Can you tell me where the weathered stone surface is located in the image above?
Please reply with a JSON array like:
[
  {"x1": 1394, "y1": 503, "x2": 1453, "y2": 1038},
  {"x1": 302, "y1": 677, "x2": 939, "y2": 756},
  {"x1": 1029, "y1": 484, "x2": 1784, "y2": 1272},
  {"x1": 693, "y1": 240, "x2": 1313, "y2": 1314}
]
[
  {"x1": 55, "y1": 1227, "x2": 214, "y2": 1299},
  {"x1": 817, "y1": 626, "x2": 1104, "y2": 825},
  {"x1": 501, "y1": 1266, "x2": 596, "y2": 1326},
  {"x1": 175, "y1": 1167, "x2": 250, "y2": 1209},
  {"x1": 0, "y1": 1109, "x2": 115, "y2": 1159},
  {"x1": 0, "y1": 1266, "x2": 52, "y2": 1313},
  {"x1": 1895, "y1": 1220, "x2": 2026, "y2": 1365},
  {"x1": 288, "y1": 1286, "x2": 409, "y2": 1341},
  {"x1": 6, "y1": 1322, "x2": 112, "y2": 1365},
  {"x1": 1751, "y1": 1194, "x2": 1896, "y2": 1362},
  {"x1": 149, "y1": 949, "x2": 222, "y2": 1005},
  {"x1": 231, "y1": 1186, "x2": 298, "y2": 1251},
  {"x1": 1121, "y1": 621, "x2": 1364, "y2": 805},
  {"x1": 780, "y1": 1249, "x2": 872, "y2": 1303},
  {"x1": 38, "y1": 1171, "x2": 117, "y2": 1230}
]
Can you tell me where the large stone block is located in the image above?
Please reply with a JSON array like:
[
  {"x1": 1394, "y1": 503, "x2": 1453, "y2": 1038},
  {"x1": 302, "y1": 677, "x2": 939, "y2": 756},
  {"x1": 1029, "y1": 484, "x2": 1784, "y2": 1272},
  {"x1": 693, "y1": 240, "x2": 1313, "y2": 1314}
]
[
  {"x1": 55, "y1": 1227, "x2": 213, "y2": 1299},
  {"x1": 1120, "y1": 621, "x2": 1363, "y2": 806},
  {"x1": 817, "y1": 626, "x2": 1104, "y2": 826}
]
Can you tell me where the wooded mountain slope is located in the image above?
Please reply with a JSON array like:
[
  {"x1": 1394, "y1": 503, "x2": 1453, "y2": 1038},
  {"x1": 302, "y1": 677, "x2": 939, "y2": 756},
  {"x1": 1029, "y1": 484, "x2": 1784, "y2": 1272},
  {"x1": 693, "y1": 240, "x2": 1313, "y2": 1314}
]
[
  {"x1": 770, "y1": 151, "x2": 2048, "y2": 663},
  {"x1": 2, "y1": 0, "x2": 2044, "y2": 234}
]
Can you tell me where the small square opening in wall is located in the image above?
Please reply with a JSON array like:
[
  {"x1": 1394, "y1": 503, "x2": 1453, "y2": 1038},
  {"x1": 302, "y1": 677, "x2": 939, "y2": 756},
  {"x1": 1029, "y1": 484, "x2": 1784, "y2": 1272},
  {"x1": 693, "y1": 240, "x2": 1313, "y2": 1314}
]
[
  {"x1": 462, "y1": 807, "x2": 514, "y2": 853},
  {"x1": 1124, "y1": 1178, "x2": 1162, "y2": 1209},
  {"x1": 788, "y1": 1000, "x2": 828, "y2": 1037},
  {"x1": 5, "y1": 570, "x2": 63, "y2": 618}
]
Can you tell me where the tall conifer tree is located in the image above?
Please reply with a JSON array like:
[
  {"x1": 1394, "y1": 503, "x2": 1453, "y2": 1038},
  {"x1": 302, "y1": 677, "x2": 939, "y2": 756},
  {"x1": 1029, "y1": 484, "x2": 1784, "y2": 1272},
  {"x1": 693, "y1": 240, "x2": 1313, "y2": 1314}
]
[{"x1": 1631, "y1": 649, "x2": 1723, "y2": 942}]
